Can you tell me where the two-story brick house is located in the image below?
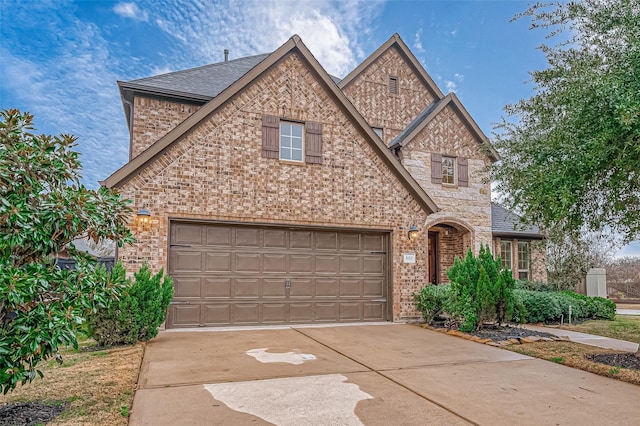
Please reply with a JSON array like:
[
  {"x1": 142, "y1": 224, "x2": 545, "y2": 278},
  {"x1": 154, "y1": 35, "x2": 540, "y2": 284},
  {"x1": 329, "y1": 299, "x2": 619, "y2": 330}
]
[{"x1": 104, "y1": 34, "x2": 543, "y2": 328}]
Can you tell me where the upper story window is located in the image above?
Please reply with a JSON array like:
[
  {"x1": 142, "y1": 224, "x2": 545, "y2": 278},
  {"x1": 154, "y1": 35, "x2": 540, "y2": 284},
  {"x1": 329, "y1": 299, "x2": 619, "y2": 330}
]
[
  {"x1": 518, "y1": 242, "x2": 530, "y2": 280},
  {"x1": 280, "y1": 122, "x2": 303, "y2": 162},
  {"x1": 442, "y1": 156, "x2": 456, "y2": 185},
  {"x1": 389, "y1": 76, "x2": 399, "y2": 95},
  {"x1": 500, "y1": 241, "x2": 512, "y2": 270},
  {"x1": 373, "y1": 127, "x2": 383, "y2": 139}
]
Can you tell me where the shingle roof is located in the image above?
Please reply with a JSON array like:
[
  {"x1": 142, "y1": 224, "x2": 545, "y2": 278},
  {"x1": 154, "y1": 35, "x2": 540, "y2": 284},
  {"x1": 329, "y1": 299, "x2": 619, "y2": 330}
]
[
  {"x1": 127, "y1": 54, "x2": 271, "y2": 99},
  {"x1": 491, "y1": 203, "x2": 543, "y2": 238},
  {"x1": 389, "y1": 99, "x2": 443, "y2": 147}
]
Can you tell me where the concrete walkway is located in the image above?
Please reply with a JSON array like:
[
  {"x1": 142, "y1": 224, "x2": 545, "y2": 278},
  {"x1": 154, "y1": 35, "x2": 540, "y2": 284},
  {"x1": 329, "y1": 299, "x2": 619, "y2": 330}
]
[
  {"x1": 523, "y1": 324, "x2": 639, "y2": 352},
  {"x1": 617, "y1": 309, "x2": 640, "y2": 316},
  {"x1": 130, "y1": 324, "x2": 640, "y2": 425}
]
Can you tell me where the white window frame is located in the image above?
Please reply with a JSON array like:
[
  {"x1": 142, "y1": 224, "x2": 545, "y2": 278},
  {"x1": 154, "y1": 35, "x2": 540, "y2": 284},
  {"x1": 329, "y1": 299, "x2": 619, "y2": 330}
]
[
  {"x1": 518, "y1": 242, "x2": 530, "y2": 280},
  {"x1": 279, "y1": 122, "x2": 304, "y2": 162},
  {"x1": 500, "y1": 241, "x2": 512, "y2": 270},
  {"x1": 442, "y1": 156, "x2": 456, "y2": 185}
]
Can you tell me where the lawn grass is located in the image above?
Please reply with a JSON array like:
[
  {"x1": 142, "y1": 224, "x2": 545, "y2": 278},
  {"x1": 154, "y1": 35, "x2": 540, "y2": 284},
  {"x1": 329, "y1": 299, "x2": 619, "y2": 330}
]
[
  {"x1": 0, "y1": 339, "x2": 144, "y2": 425},
  {"x1": 506, "y1": 341, "x2": 640, "y2": 386},
  {"x1": 559, "y1": 315, "x2": 640, "y2": 343}
]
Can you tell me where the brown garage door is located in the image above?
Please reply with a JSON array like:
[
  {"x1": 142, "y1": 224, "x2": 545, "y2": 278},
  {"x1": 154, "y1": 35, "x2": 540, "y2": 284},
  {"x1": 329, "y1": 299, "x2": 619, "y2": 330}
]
[{"x1": 167, "y1": 222, "x2": 389, "y2": 327}]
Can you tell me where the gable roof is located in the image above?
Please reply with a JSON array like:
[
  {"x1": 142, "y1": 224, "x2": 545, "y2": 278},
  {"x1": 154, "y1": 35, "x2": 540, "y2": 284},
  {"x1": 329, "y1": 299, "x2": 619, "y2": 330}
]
[
  {"x1": 491, "y1": 203, "x2": 543, "y2": 239},
  {"x1": 104, "y1": 35, "x2": 439, "y2": 214},
  {"x1": 338, "y1": 33, "x2": 444, "y2": 100},
  {"x1": 389, "y1": 93, "x2": 500, "y2": 162}
]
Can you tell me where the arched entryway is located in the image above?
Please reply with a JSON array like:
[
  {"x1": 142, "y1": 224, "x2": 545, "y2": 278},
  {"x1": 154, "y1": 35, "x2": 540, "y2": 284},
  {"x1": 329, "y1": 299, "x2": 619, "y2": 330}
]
[{"x1": 426, "y1": 218, "x2": 474, "y2": 284}]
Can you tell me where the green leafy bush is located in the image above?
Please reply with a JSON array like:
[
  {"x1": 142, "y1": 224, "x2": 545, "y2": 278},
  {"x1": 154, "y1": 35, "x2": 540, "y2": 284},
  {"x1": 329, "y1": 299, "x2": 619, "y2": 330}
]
[
  {"x1": 513, "y1": 290, "x2": 615, "y2": 323},
  {"x1": 87, "y1": 263, "x2": 173, "y2": 346},
  {"x1": 412, "y1": 284, "x2": 450, "y2": 325},
  {"x1": 561, "y1": 291, "x2": 616, "y2": 320},
  {"x1": 446, "y1": 245, "x2": 515, "y2": 331}
]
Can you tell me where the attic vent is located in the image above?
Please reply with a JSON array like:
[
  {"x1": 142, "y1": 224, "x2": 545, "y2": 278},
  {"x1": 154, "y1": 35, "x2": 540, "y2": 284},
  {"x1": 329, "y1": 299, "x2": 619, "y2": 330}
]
[{"x1": 389, "y1": 76, "x2": 398, "y2": 94}]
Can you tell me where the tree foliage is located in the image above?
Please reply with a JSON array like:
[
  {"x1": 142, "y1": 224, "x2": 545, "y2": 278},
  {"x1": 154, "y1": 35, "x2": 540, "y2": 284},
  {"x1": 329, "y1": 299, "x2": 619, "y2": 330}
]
[
  {"x1": 492, "y1": 0, "x2": 640, "y2": 242},
  {"x1": 0, "y1": 109, "x2": 133, "y2": 393}
]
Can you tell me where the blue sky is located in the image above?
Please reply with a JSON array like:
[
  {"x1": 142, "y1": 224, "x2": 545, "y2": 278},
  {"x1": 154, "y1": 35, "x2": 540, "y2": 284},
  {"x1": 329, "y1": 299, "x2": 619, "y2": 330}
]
[{"x1": 1, "y1": 0, "x2": 638, "y2": 258}]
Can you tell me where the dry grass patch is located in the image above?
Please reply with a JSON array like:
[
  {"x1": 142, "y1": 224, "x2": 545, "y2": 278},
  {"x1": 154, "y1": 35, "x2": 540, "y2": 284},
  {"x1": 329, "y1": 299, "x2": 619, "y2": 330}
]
[
  {"x1": 0, "y1": 340, "x2": 144, "y2": 425},
  {"x1": 558, "y1": 315, "x2": 640, "y2": 343},
  {"x1": 507, "y1": 341, "x2": 640, "y2": 386}
]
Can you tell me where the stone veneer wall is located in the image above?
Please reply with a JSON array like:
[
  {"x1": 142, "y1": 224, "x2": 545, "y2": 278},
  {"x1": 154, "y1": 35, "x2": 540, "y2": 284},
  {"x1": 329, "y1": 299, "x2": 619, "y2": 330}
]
[
  {"x1": 399, "y1": 106, "x2": 493, "y2": 254},
  {"x1": 342, "y1": 46, "x2": 436, "y2": 144},
  {"x1": 130, "y1": 97, "x2": 201, "y2": 159},
  {"x1": 119, "y1": 53, "x2": 432, "y2": 321}
]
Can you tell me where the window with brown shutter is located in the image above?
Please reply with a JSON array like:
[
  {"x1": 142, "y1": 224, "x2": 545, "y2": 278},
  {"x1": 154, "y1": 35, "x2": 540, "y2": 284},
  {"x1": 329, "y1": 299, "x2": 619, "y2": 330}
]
[
  {"x1": 262, "y1": 115, "x2": 280, "y2": 158},
  {"x1": 431, "y1": 153, "x2": 442, "y2": 184},
  {"x1": 389, "y1": 76, "x2": 398, "y2": 95},
  {"x1": 458, "y1": 157, "x2": 469, "y2": 187},
  {"x1": 305, "y1": 121, "x2": 323, "y2": 164}
]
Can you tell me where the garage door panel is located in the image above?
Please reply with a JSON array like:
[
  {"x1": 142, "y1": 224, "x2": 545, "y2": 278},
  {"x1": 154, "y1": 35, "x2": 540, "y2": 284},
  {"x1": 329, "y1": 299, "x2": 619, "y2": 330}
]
[
  {"x1": 169, "y1": 222, "x2": 388, "y2": 327},
  {"x1": 316, "y1": 255, "x2": 338, "y2": 274},
  {"x1": 290, "y1": 302, "x2": 314, "y2": 322},
  {"x1": 205, "y1": 252, "x2": 231, "y2": 272},
  {"x1": 290, "y1": 254, "x2": 313, "y2": 273},
  {"x1": 316, "y1": 279, "x2": 339, "y2": 297},
  {"x1": 234, "y1": 278, "x2": 260, "y2": 298},
  {"x1": 315, "y1": 232, "x2": 337, "y2": 250},
  {"x1": 264, "y1": 229, "x2": 287, "y2": 248},
  {"x1": 172, "y1": 251, "x2": 202, "y2": 272},
  {"x1": 339, "y1": 279, "x2": 361, "y2": 297},
  {"x1": 263, "y1": 303, "x2": 287, "y2": 323},
  {"x1": 290, "y1": 231, "x2": 312, "y2": 249},
  {"x1": 173, "y1": 277, "x2": 201, "y2": 298},
  {"x1": 363, "y1": 279, "x2": 384, "y2": 297},
  {"x1": 206, "y1": 226, "x2": 232, "y2": 246},
  {"x1": 263, "y1": 254, "x2": 286, "y2": 273},
  {"x1": 203, "y1": 304, "x2": 231, "y2": 324},
  {"x1": 235, "y1": 253, "x2": 260, "y2": 273},
  {"x1": 262, "y1": 279, "x2": 286, "y2": 298},
  {"x1": 315, "y1": 302, "x2": 339, "y2": 321},
  {"x1": 290, "y1": 278, "x2": 313, "y2": 298},
  {"x1": 339, "y1": 234, "x2": 360, "y2": 251},
  {"x1": 171, "y1": 304, "x2": 201, "y2": 326},
  {"x1": 364, "y1": 302, "x2": 384, "y2": 320},
  {"x1": 204, "y1": 278, "x2": 231, "y2": 298},
  {"x1": 234, "y1": 304, "x2": 259, "y2": 323},
  {"x1": 172, "y1": 223, "x2": 203, "y2": 246},
  {"x1": 340, "y1": 256, "x2": 361, "y2": 274},
  {"x1": 363, "y1": 256, "x2": 384, "y2": 274}
]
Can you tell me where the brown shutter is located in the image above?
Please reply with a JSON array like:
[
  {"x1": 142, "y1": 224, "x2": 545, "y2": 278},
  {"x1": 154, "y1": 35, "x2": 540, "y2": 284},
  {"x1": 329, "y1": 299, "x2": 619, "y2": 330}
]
[
  {"x1": 458, "y1": 157, "x2": 469, "y2": 187},
  {"x1": 431, "y1": 152, "x2": 442, "y2": 184},
  {"x1": 262, "y1": 115, "x2": 280, "y2": 159},
  {"x1": 305, "y1": 121, "x2": 323, "y2": 164}
]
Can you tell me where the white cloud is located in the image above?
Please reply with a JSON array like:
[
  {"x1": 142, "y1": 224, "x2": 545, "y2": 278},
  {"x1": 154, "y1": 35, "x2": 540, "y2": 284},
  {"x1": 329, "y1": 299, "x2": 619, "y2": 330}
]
[
  {"x1": 444, "y1": 80, "x2": 457, "y2": 93},
  {"x1": 113, "y1": 2, "x2": 149, "y2": 22},
  {"x1": 454, "y1": 72, "x2": 464, "y2": 81},
  {"x1": 413, "y1": 28, "x2": 425, "y2": 54}
]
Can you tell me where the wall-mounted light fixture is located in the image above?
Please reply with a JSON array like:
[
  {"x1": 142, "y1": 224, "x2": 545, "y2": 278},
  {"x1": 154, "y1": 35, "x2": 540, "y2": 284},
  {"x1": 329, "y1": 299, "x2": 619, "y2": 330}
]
[
  {"x1": 137, "y1": 205, "x2": 151, "y2": 224},
  {"x1": 408, "y1": 224, "x2": 419, "y2": 240}
]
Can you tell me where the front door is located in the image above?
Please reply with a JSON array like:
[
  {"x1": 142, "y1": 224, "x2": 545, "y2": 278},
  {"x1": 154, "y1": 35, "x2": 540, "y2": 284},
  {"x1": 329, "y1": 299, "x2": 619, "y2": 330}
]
[{"x1": 428, "y1": 232, "x2": 438, "y2": 284}]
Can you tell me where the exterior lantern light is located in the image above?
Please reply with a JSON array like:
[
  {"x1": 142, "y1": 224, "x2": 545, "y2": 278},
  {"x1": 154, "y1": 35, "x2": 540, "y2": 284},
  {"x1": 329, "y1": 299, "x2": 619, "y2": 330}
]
[
  {"x1": 137, "y1": 206, "x2": 151, "y2": 224},
  {"x1": 408, "y1": 225, "x2": 419, "y2": 240}
]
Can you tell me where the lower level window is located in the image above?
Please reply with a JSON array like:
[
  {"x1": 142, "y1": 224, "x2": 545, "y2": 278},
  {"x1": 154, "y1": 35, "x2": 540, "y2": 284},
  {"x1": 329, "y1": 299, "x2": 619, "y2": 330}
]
[
  {"x1": 280, "y1": 122, "x2": 303, "y2": 161},
  {"x1": 518, "y1": 242, "x2": 530, "y2": 280},
  {"x1": 500, "y1": 241, "x2": 512, "y2": 270}
]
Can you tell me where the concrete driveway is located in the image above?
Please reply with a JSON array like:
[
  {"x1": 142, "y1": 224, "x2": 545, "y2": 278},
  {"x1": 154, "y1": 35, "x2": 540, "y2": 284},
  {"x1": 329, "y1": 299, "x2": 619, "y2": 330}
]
[{"x1": 130, "y1": 324, "x2": 640, "y2": 425}]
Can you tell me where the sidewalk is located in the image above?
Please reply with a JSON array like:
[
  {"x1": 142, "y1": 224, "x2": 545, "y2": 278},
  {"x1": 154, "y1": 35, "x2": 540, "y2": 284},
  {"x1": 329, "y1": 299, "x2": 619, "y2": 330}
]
[
  {"x1": 524, "y1": 324, "x2": 639, "y2": 352},
  {"x1": 617, "y1": 309, "x2": 640, "y2": 316}
]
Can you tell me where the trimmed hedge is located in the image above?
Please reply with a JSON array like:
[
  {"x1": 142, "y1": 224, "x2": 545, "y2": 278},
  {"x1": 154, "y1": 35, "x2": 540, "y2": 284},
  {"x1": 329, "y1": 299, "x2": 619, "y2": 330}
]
[{"x1": 512, "y1": 289, "x2": 616, "y2": 323}]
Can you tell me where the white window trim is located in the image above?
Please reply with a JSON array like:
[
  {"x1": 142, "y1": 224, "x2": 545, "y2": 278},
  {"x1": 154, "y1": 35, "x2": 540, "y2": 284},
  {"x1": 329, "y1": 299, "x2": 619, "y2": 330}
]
[
  {"x1": 500, "y1": 241, "x2": 512, "y2": 270},
  {"x1": 518, "y1": 242, "x2": 530, "y2": 280},
  {"x1": 279, "y1": 122, "x2": 304, "y2": 162},
  {"x1": 441, "y1": 155, "x2": 457, "y2": 186}
]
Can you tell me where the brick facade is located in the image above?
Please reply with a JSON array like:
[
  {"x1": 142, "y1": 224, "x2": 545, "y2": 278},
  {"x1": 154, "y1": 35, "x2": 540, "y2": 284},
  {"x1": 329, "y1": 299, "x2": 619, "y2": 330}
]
[
  {"x1": 493, "y1": 237, "x2": 548, "y2": 283},
  {"x1": 342, "y1": 46, "x2": 436, "y2": 144},
  {"x1": 119, "y1": 53, "x2": 430, "y2": 321}
]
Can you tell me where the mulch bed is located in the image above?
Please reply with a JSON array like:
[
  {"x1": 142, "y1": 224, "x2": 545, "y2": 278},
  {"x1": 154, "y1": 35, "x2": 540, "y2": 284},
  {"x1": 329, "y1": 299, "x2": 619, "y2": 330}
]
[
  {"x1": 0, "y1": 401, "x2": 65, "y2": 426},
  {"x1": 585, "y1": 353, "x2": 640, "y2": 371},
  {"x1": 467, "y1": 324, "x2": 557, "y2": 341}
]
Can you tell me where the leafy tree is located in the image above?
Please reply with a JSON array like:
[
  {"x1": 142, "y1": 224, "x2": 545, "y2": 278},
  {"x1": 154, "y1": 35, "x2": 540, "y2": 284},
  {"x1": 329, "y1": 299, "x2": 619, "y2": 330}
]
[
  {"x1": 0, "y1": 109, "x2": 134, "y2": 393},
  {"x1": 492, "y1": 0, "x2": 640, "y2": 242}
]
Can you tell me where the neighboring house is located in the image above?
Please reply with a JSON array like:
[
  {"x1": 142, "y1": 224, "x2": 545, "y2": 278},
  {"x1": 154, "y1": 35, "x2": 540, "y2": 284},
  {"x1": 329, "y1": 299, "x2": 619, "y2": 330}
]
[
  {"x1": 57, "y1": 238, "x2": 116, "y2": 271},
  {"x1": 491, "y1": 203, "x2": 547, "y2": 283},
  {"x1": 103, "y1": 34, "x2": 516, "y2": 327}
]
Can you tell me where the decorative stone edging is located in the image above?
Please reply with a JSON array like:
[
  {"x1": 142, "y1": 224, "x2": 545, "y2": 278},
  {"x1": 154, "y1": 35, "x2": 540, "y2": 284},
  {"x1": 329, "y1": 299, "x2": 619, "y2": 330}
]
[{"x1": 422, "y1": 325, "x2": 571, "y2": 347}]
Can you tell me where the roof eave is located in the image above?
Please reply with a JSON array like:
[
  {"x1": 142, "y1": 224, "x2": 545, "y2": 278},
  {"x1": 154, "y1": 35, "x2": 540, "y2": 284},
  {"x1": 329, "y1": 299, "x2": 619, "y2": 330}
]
[{"x1": 492, "y1": 231, "x2": 545, "y2": 240}]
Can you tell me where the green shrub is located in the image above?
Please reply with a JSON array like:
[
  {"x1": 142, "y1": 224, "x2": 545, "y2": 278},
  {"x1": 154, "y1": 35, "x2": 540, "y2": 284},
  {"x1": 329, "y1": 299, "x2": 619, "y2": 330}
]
[
  {"x1": 87, "y1": 263, "x2": 174, "y2": 346},
  {"x1": 446, "y1": 245, "x2": 515, "y2": 331},
  {"x1": 513, "y1": 289, "x2": 615, "y2": 323},
  {"x1": 561, "y1": 291, "x2": 616, "y2": 320},
  {"x1": 515, "y1": 280, "x2": 560, "y2": 292},
  {"x1": 412, "y1": 284, "x2": 450, "y2": 325}
]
